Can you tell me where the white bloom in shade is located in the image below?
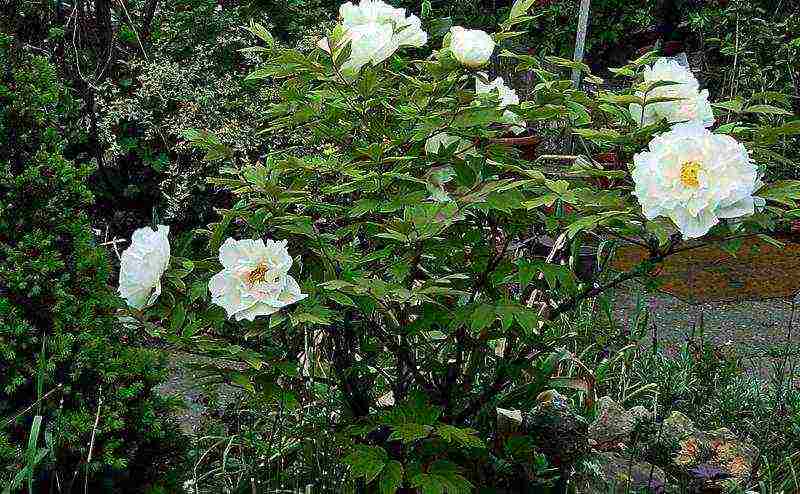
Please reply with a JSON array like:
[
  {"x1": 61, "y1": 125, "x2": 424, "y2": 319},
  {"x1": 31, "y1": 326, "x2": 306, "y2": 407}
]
[
  {"x1": 209, "y1": 238, "x2": 307, "y2": 321},
  {"x1": 319, "y1": 0, "x2": 427, "y2": 77},
  {"x1": 449, "y1": 26, "x2": 494, "y2": 67},
  {"x1": 629, "y1": 58, "x2": 715, "y2": 128},
  {"x1": 475, "y1": 73, "x2": 527, "y2": 134},
  {"x1": 118, "y1": 225, "x2": 170, "y2": 309},
  {"x1": 632, "y1": 122, "x2": 764, "y2": 239}
]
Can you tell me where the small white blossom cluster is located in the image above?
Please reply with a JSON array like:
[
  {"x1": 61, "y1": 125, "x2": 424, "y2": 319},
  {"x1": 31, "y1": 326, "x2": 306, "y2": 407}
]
[
  {"x1": 118, "y1": 227, "x2": 305, "y2": 321},
  {"x1": 424, "y1": 74, "x2": 526, "y2": 163},
  {"x1": 475, "y1": 73, "x2": 526, "y2": 134},
  {"x1": 630, "y1": 59, "x2": 762, "y2": 239},
  {"x1": 318, "y1": 1, "x2": 499, "y2": 74}
]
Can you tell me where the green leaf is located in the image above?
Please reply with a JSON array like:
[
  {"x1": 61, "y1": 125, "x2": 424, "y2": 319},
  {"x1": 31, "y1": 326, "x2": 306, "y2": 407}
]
[
  {"x1": 429, "y1": 17, "x2": 453, "y2": 37},
  {"x1": 757, "y1": 180, "x2": 800, "y2": 207},
  {"x1": 514, "y1": 308, "x2": 539, "y2": 335},
  {"x1": 745, "y1": 104, "x2": 794, "y2": 116},
  {"x1": 435, "y1": 424, "x2": 485, "y2": 448},
  {"x1": 389, "y1": 423, "x2": 434, "y2": 443},
  {"x1": 572, "y1": 128, "x2": 621, "y2": 143},
  {"x1": 712, "y1": 98, "x2": 745, "y2": 113},
  {"x1": 719, "y1": 237, "x2": 744, "y2": 257},
  {"x1": 776, "y1": 120, "x2": 800, "y2": 136},
  {"x1": 327, "y1": 291, "x2": 357, "y2": 307},
  {"x1": 320, "y1": 280, "x2": 354, "y2": 290},
  {"x1": 470, "y1": 304, "x2": 495, "y2": 333},
  {"x1": 380, "y1": 461, "x2": 404, "y2": 494},
  {"x1": 170, "y1": 303, "x2": 186, "y2": 332},
  {"x1": 453, "y1": 106, "x2": 503, "y2": 128},
  {"x1": 210, "y1": 210, "x2": 235, "y2": 252},
  {"x1": 517, "y1": 259, "x2": 538, "y2": 290},
  {"x1": 409, "y1": 461, "x2": 473, "y2": 494},
  {"x1": 292, "y1": 310, "x2": 333, "y2": 326},
  {"x1": 189, "y1": 280, "x2": 208, "y2": 303},
  {"x1": 509, "y1": 0, "x2": 536, "y2": 21},
  {"x1": 599, "y1": 94, "x2": 644, "y2": 106},
  {"x1": 344, "y1": 445, "x2": 389, "y2": 484},
  {"x1": 244, "y1": 21, "x2": 274, "y2": 46}
]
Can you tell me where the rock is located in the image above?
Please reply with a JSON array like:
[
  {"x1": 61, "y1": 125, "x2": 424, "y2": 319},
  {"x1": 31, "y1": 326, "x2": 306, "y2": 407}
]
[
  {"x1": 650, "y1": 412, "x2": 758, "y2": 492},
  {"x1": 628, "y1": 405, "x2": 652, "y2": 423},
  {"x1": 588, "y1": 397, "x2": 653, "y2": 449},
  {"x1": 660, "y1": 411, "x2": 700, "y2": 443},
  {"x1": 522, "y1": 390, "x2": 588, "y2": 468},
  {"x1": 496, "y1": 407, "x2": 523, "y2": 433},
  {"x1": 574, "y1": 452, "x2": 667, "y2": 494}
]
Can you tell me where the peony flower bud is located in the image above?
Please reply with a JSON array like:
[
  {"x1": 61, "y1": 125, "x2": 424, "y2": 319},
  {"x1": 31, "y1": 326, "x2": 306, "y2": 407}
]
[{"x1": 449, "y1": 26, "x2": 494, "y2": 68}]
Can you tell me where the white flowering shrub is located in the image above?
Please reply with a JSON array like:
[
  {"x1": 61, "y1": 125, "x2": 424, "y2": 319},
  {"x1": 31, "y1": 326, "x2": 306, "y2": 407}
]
[{"x1": 120, "y1": 0, "x2": 800, "y2": 489}]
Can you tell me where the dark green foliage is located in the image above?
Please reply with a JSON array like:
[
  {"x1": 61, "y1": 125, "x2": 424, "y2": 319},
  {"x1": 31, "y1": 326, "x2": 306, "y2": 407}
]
[
  {"x1": 94, "y1": 0, "x2": 285, "y2": 233},
  {"x1": 0, "y1": 38, "x2": 184, "y2": 490}
]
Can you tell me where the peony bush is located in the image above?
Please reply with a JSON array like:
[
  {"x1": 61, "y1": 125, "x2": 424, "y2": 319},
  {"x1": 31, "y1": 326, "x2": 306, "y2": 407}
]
[{"x1": 118, "y1": 0, "x2": 800, "y2": 489}]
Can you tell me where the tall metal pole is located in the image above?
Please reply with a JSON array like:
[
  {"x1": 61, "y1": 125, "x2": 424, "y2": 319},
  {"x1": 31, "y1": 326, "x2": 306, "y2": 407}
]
[{"x1": 571, "y1": 0, "x2": 592, "y2": 88}]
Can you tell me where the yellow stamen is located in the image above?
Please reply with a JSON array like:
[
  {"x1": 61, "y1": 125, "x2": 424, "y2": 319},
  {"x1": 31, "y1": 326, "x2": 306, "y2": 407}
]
[
  {"x1": 680, "y1": 161, "x2": 702, "y2": 188},
  {"x1": 246, "y1": 263, "x2": 270, "y2": 285}
]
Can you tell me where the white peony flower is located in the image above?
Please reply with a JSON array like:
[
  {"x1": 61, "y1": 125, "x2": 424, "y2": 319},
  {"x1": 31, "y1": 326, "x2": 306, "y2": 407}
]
[
  {"x1": 449, "y1": 26, "x2": 494, "y2": 67},
  {"x1": 118, "y1": 225, "x2": 170, "y2": 309},
  {"x1": 319, "y1": 0, "x2": 427, "y2": 77},
  {"x1": 632, "y1": 122, "x2": 764, "y2": 239},
  {"x1": 209, "y1": 238, "x2": 307, "y2": 321},
  {"x1": 475, "y1": 73, "x2": 527, "y2": 134},
  {"x1": 629, "y1": 58, "x2": 715, "y2": 128}
]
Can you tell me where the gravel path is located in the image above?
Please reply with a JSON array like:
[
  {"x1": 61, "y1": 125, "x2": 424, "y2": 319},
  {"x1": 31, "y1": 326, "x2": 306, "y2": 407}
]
[
  {"x1": 613, "y1": 281, "x2": 800, "y2": 379},
  {"x1": 155, "y1": 352, "x2": 243, "y2": 434},
  {"x1": 156, "y1": 282, "x2": 800, "y2": 434}
]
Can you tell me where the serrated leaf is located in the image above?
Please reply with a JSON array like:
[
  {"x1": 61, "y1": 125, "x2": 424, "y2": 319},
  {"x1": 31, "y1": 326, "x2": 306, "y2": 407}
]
[
  {"x1": 435, "y1": 424, "x2": 485, "y2": 448},
  {"x1": 344, "y1": 445, "x2": 389, "y2": 484},
  {"x1": 409, "y1": 461, "x2": 473, "y2": 494},
  {"x1": 389, "y1": 423, "x2": 433, "y2": 443}
]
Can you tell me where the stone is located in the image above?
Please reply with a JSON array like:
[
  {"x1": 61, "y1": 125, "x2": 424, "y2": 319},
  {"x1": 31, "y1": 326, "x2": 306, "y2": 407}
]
[
  {"x1": 496, "y1": 407, "x2": 523, "y2": 433},
  {"x1": 574, "y1": 452, "x2": 667, "y2": 494},
  {"x1": 522, "y1": 390, "x2": 588, "y2": 468},
  {"x1": 588, "y1": 397, "x2": 653, "y2": 449},
  {"x1": 649, "y1": 412, "x2": 758, "y2": 492}
]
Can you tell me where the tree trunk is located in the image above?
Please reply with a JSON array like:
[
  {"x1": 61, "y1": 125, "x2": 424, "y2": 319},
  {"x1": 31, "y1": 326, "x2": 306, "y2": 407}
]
[
  {"x1": 94, "y1": 0, "x2": 112, "y2": 62},
  {"x1": 141, "y1": 0, "x2": 158, "y2": 39}
]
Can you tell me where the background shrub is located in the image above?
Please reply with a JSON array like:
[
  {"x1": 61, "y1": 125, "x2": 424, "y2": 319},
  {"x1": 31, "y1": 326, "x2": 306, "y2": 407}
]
[{"x1": 0, "y1": 37, "x2": 185, "y2": 491}]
